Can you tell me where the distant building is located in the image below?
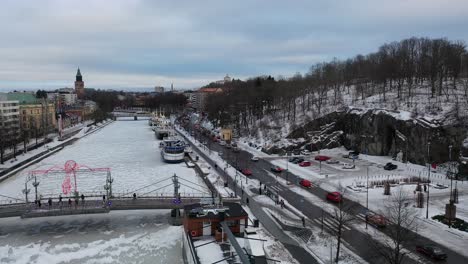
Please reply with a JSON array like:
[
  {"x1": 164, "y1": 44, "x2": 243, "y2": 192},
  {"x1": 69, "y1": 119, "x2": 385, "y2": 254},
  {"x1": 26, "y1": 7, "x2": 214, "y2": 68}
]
[
  {"x1": 74, "y1": 68, "x2": 85, "y2": 99},
  {"x1": 0, "y1": 93, "x2": 20, "y2": 146},
  {"x1": 154, "y1": 86, "x2": 165, "y2": 93},
  {"x1": 215, "y1": 74, "x2": 232, "y2": 85},
  {"x1": 183, "y1": 90, "x2": 197, "y2": 108},
  {"x1": 195, "y1": 87, "x2": 223, "y2": 111}
]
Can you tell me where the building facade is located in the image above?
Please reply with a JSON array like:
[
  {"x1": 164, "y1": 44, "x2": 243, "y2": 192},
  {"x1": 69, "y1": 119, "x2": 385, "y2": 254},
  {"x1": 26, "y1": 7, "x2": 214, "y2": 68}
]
[
  {"x1": 19, "y1": 102, "x2": 56, "y2": 132},
  {"x1": 195, "y1": 87, "x2": 223, "y2": 111},
  {"x1": 0, "y1": 94, "x2": 20, "y2": 147}
]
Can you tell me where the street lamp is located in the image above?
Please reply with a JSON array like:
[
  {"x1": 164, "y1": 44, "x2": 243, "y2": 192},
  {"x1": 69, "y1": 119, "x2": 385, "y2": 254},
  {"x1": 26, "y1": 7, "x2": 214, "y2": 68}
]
[
  {"x1": 366, "y1": 166, "x2": 369, "y2": 229},
  {"x1": 426, "y1": 141, "x2": 431, "y2": 219}
]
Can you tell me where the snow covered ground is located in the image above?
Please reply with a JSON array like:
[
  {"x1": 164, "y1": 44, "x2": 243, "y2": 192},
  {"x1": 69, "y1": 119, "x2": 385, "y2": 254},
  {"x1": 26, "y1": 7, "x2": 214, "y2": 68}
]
[
  {"x1": 0, "y1": 210, "x2": 183, "y2": 264},
  {"x1": 0, "y1": 119, "x2": 207, "y2": 202},
  {"x1": 240, "y1": 143, "x2": 468, "y2": 258}
]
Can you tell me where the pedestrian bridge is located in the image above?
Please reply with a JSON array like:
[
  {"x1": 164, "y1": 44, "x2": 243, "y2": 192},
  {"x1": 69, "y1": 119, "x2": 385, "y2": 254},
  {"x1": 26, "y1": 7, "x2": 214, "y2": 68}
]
[{"x1": 0, "y1": 196, "x2": 240, "y2": 219}]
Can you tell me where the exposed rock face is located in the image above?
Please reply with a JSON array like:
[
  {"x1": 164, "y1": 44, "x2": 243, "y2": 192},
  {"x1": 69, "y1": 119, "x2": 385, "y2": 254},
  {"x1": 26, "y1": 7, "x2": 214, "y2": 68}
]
[{"x1": 288, "y1": 108, "x2": 468, "y2": 174}]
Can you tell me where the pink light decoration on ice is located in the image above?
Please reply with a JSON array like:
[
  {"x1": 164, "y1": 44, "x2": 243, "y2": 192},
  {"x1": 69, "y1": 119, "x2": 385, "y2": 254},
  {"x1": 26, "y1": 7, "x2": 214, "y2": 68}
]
[{"x1": 29, "y1": 161, "x2": 111, "y2": 195}]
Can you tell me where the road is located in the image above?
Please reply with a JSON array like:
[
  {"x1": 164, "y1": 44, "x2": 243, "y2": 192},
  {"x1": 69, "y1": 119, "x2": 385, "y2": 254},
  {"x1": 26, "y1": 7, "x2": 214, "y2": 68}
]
[{"x1": 186, "y1": 127, "x2": 468, "y2": 264}]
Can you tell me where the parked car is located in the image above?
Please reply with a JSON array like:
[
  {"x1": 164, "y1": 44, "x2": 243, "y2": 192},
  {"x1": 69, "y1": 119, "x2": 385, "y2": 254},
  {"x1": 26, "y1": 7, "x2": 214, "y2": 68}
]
[
  {"x1": 433, "y1": 183, "x2": 448, "y2": 189},
  {"x1": 384, "y1": 162, "x2": 397, "y2": 170},
  {"x1": 299, "y1": 161, "x2": 311, "y2": 167},
  {"x1": 326, "y1": 192, "x2": 342, "y2": 203},
  {"x1": 219, "y1": 141, "x2": 226, "y2": 146},
  {"x1": 301, "y1": 150, "x2": 311, "y2": 156},
  {"x1": 293, "y1": 158, "x2": 305, "y2": 164},
  {"x1": 293, "y1": 149, "x2": 301, "y2": 155},
  {"x1": 270, "y1": 166, "x2": 284, "y2": 173},
  {"x1": 342, "y1": 163, "x2": 355, "y2": 169},
  {"x1": 416, "y1": 245, "x2": 447, "y2": 260},
  {"x1": 326, "y1": 159, "x2": 340, "y2": 164},
  {"x1": 365, "y1": 213, "x2": 387, "y2": 228},
  {"x1": 289, "y1": 157, "x2": 299, "y2": 163},
  {"x1": 241, "y1": 168, "x2": 252, "y2": 176},
  {"x1": 251, "y1": 156, "x2": 259, "y2": 162},
  {"x1": 315, "y1": 155, "x2": 331, "y2": 161},
  {"x1": 225, "y1": 143, "x2": 232, "y2": 149},
  {"x1": 300, "y1": 179, "x2": 312, "y2": 188}
]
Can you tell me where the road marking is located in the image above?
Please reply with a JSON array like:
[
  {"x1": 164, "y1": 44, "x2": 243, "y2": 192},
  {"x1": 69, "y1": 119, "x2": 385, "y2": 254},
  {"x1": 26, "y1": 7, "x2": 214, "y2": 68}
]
[{"x1": 311, "y1": 216, "x2": 352, "y2": 232}]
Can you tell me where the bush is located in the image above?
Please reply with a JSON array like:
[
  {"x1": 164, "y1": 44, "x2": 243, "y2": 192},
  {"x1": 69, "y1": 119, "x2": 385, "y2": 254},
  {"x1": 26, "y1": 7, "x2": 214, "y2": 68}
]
[{"x1": 432, "y1": 214, "x2": 468, "y2": 232}]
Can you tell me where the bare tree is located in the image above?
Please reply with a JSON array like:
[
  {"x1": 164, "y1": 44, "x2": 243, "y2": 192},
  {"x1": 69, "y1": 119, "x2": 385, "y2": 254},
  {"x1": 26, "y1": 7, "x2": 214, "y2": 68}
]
[
  {"x1": 372, "y1": 187, "x2": 420, "y2": 264},
  {"x1": 332, "y1": 187, "x2": 356, "y2": 263}
]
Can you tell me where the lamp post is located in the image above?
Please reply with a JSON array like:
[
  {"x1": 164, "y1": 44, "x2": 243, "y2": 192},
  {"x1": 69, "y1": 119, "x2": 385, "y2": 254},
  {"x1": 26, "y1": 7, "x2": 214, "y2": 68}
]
[
  {"x1": 366, "y1": 166, "x2": 369, "y2": 229},
  {"x1": 33, "y1": 175, "x2": 40, "y2": 202},
  {"x1": 426, "y1": 141, "x2": 431, "y2": 219}
]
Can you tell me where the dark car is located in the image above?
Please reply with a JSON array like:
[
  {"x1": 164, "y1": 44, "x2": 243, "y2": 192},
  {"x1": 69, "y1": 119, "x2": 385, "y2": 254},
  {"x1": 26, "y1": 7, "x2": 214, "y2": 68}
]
[
  {"x1": 384, "y1": 162, "x2": 398, "y2": 170},
  {"x1": 293, "y1": 158, "x2": 305, "y2": 164},
  {"x1": 416, "y1": 245, "x2": 447, "y2": 260},
  {"x1": 293, "y1": 149, "x2": 301, "y2": 155},
  {"x1": 289, "y1": 157, "x2": 299, "y2": 163},
  {"x1": 271, "y1": 166, "x2": 284, "y2": 173}
]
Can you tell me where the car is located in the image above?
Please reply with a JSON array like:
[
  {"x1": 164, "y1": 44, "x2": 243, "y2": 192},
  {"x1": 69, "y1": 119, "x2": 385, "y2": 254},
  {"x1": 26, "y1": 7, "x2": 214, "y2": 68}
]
[
  {"x1": 293, "y1": 149, "x2": 301, "y2": 155},
  {"x1": 299, "y1": 161, "x2": 311, "y2": 167},
  {"x1": 416, "y1": 245, "x2": 447, "y2": 260},
  {"x1": 384, "y1": 162, "x2": 397, "y2": 170},
  {"x1": 326, "y1": 159, "x2": 340, "y2": 164},
  {"x1": 212, "y1": 137, "x2": 219, "y2": 142},
  {"x1": 301, "y1": 150, "x2": 311, "y2": 156},
  {"x1": 326, "y1": 192, "x2": 342, "y2": 203},
  {"x1": 233, "y1": 147, "x2": 240, "y2": 153},
  {"x1": 251, "y1": 156, "x2": 259, "y2": 162},
  {"x1": 300, "y1": 179, "x2": 312, "y2": 188},
  {"x1": 315, "y1": 155, "x2": 331, "y2": 161},
  {"x1": 231, "y1": 143, "x2": 238, "y2": 148},
  {"x1": 225, "y1": 143, "x2": 232, "y2": 149},
  {"x1": 342, "y1": 163, "x2": 355, "y2": 169},
  {"x1": 241, "y1": 168, "x2": 252, "y2": 176},
  {"x1": 293, "y1": 158, "x2": 305, "y2": 164},
  {"x1": 433, "y1": 183, "x2": 448, "y2": 189},
  {"x1": 219, "y1": 141, "x2": 226, "y2": 146},
  {"x1": 270, "y1": 166, "x2": 284, "y2": 173},
  {"x1": 365, "y1": 213, "x2": 387, "y2": 228},
  {"x1": 289, "y1": 157, "x2": 299, "y2": 163}
]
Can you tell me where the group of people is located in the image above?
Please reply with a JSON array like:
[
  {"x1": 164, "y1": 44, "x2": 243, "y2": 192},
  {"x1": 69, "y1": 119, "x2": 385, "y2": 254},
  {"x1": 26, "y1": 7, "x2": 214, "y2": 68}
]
[{"x1": 34, "y1": 194, "x2": 87, "y2": 209}]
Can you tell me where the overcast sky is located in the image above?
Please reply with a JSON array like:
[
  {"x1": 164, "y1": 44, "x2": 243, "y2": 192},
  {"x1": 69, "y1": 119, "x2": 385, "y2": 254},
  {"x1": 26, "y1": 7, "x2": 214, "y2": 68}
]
[{"x1": 1, "y1": 0, "x2": 467, "y2": 91}]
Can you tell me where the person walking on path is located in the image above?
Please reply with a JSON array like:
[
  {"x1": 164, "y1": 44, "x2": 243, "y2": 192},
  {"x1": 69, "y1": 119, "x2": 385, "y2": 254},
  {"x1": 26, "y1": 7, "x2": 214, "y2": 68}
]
[
  {"x1": 59, "y1": 195, "x2": 62, "y2": 207},
  {"x1": 68, "y1": 198, "x2": 72, "y2": 208},
  {"x1": 133, "y1": 193, "x2": 137, "y2": 200},
  {"x1": 301, "y1": 216, "x2": 305, "y2": 227},
  {"x1": 246, "y1": 197, "x2": 249, "y2": 205}
]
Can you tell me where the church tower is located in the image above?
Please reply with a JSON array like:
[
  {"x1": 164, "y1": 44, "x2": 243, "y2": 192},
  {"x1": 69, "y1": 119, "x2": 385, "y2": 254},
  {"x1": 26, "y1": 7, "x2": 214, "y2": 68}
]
[{"x1": 75, "y1": 68, "x2": 85, "y2": 99}]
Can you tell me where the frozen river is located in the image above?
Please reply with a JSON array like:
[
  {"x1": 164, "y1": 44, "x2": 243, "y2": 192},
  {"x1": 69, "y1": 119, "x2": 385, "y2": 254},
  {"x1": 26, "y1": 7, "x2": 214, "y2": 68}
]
[
  {"x1": 0, "y1": 119, "x2": 207, "y2": 201},
  {"x1": 0, "y1": 120, "x2": 205, "y2": 263},
  {"x1": 0, "y1": 210, "x2": 183, "y2": 264}
]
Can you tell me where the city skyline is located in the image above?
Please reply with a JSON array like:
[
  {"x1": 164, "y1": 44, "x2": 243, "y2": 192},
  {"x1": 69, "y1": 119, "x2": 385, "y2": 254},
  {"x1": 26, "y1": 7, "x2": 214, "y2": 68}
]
[{"x1": 1, "y1": 0, "x2": 468, "y2": 91}]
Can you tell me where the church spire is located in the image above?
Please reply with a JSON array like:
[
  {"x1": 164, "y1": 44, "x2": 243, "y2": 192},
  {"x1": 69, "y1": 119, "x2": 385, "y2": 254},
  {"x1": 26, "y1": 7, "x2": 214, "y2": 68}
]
[{"x1": 76, "y1": 67, "x2": 82, "y2": 82}]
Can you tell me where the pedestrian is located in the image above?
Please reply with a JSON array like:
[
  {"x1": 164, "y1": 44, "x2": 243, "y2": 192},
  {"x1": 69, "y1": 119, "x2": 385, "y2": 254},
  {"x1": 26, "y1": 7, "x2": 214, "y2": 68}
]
[
  {"x1": 38, "y1": 199, "x2": 42, "y2": 208},
  {"x1": 103, "y1": 195, "x2": 106, "y2": 202},
  {"x1": 301, "y1": 216, "x2": 305, "y2": 227},
  {"x1": 280, "y1": 199, "x2": 284, "y2": 209},
  {"x1": 133, "y1": 193, "x2": 137, "y2": 200},
  {"x1": 246, "y1": 197, "x2": 249, "y2": 205},
  {"x1": 48, "y1": 198, "x2": 52, "y2": 209},
  {"x1": 423, "y1": 184, "x2": 427, "y2": 192},
  {"x1": 68, "y1": 198, "x2": 72, "y2": 207},
  {"x1": 75, "y1": 197, "x2": 79, "y2": 207},
  {"x1": 259, "y1": 187, "x2": 262, "y2": 195},
  {"x1": 81, "y1": 194, "x2": 85, "y2": 202},
  {"x1": 59, "y1": 195, "x2": 62, "y2": 206}
]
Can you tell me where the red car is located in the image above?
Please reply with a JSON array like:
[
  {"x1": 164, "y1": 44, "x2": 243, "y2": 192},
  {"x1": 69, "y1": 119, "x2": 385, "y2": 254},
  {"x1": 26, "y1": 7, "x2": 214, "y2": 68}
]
[
  {"x1": 366, "y1": 213, "x2": 387, "y2": 228},
  {"x1": 270, "y1": 166, "x2": 284, "y2": 173},
  {"x1": 315, "y1": 155, "x2": 331, "y2": 161},
  {"x1": 241, "y1": 168, "x2": 252, "y2": 176},
  {"x1": 326, "y1": 192, "x2": 342, "y2": 202},
  {"x1": 299, "y1": 161, "x2": 311, "y2": 167},
  {"x1": 300, "y1": 179, "x2": 312, "y2": 188}
]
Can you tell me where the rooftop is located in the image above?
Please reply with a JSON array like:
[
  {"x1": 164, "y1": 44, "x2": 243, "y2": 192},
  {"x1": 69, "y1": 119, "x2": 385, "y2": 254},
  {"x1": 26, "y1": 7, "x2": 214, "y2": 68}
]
[{"x1": 184, "y1": 202, "x2": 247, "y2": 219}]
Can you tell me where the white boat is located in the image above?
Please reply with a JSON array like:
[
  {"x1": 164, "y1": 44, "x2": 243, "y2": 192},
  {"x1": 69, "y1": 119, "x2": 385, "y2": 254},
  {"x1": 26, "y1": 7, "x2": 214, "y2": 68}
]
[{"x1": 160, "y1": 136, "x2": 186, "y2": 163}]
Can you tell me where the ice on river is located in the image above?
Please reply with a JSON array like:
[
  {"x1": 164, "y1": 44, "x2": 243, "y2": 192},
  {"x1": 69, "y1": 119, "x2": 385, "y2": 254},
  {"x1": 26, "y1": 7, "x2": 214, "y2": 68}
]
[
  {"x1": 0, "y1": 210, "x2": 183, "y2": 264},
  {"x1": 0, "y1": 120, "x2": 208, "y2": 201}
]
